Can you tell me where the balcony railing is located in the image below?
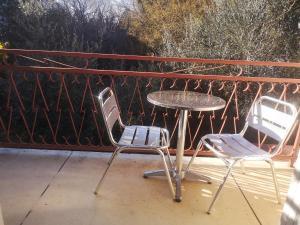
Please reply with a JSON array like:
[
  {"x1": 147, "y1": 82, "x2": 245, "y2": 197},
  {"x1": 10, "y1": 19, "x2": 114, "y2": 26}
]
[{"x1": 0, "y1": 49, "x2": 299, "y2": 166}]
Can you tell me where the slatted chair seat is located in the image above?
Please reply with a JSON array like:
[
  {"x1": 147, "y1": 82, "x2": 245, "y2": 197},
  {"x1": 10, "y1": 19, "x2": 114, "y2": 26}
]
[
  {"x1": 203, "y1": 134, "x2": 270, "y2": 159},
  {"x1": 94, "y1": 87, "x2": 175, "y2": 200},
  {"x1": 118, "y1": 126, "x2": 167, "y2": 148}
]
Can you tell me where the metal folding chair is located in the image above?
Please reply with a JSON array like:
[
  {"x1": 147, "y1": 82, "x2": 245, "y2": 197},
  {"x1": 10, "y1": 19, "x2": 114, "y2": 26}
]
[
  {"x1": 193, "y1": 96, "x2": 298, "y2": 214},
  {"x1": 94, "y1": 87, "x2": 175, "y2": 199}
]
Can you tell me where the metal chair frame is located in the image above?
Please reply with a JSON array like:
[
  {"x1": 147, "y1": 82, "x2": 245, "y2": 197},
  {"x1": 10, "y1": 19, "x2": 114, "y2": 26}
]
[
  {"x1": 94, "y1": 87, "x2": 175, "y2": 199},
  {"x1": 191, "y1": 96, "x2": 298, "y2": 214}
]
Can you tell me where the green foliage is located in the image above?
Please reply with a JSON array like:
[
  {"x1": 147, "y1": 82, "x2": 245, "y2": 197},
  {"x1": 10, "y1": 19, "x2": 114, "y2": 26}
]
[
  {"x1": 0, "y1": 0, "x2": 22, "y2": 43},
  {"x1": 124, "y1": 0, "x2": 213, "y2": 52},
  {"x1": 160, "y1": 0, "x2": 298, "y2": 62},
  {"x1": 283, "y1": 0, "x2": 300, "y2": 60},
  {"x1": 157, "y1": 0, "x2": 300, "y2": 83},
  {"x1": 1, "y1": 0, "x2": 148, "y2": 56}
]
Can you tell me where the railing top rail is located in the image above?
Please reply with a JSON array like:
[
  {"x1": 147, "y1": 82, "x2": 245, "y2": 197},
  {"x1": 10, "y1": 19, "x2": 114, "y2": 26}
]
[
  {"x1": 1, "y1": 48, "x2": 300, "y2": 68},
  {"x1": 2, "y1": 65, "x2": 300, "y2": 84}
]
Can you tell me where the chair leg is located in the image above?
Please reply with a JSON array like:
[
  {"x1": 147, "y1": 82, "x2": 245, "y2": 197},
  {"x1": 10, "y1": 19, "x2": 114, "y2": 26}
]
[
  {"x1": 107, "y1": 150, "x2": 117, "y2": 165},
  {"x1": 207, "y1": 161, "x2": 236, "y2": 214},
  {"x1": 266, "y1": 159, "x2": 281, "y2": 204},
  {"x1": 165, "y1": 148, "x2": 174, "y2": 170},
  {"x1": 185, "y1": 141, "x2": 202, "y2": 173},
  {"x1": 94, "y1": 147, "x2": 124, "y2": 195},
  {"x1": 155, "y1": 149, "x2": 175, "y2": 200}
]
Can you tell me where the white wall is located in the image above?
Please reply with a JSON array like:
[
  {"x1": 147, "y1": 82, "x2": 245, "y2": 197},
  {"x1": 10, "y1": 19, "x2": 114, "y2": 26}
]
[
  {"x1": 0, "y1": 205, "x2": 4, "y2": 225},
  {"x1": 281, "y1": 151, "x2": 300, "y2": 225}
]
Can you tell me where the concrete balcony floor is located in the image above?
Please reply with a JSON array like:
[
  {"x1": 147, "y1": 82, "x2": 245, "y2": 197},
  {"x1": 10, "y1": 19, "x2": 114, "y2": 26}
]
[{"x1": 0, "y1": 148, "x2": 294, "y2": 225}]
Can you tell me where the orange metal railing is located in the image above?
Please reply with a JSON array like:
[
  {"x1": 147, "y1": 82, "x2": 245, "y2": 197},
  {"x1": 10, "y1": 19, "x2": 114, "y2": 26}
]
[{"x1": 0, "y1": 49, "x2": 299, "y2": 165}]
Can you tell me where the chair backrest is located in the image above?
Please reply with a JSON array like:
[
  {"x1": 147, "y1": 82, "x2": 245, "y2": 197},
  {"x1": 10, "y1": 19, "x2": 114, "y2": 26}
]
[
  {"x1": 246, "y1": 96, "x2": 298, "y2": 154},
  {"x1": 98, "y1": 87, "x2": 123, "y2": 145}
]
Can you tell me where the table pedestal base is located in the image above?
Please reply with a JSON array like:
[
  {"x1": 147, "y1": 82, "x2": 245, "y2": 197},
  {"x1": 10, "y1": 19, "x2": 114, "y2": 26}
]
[
  {"x1": 143, "y1": 170, "x2": 168, "y2": 178},
  {"x1": 143, "y1": 169, "x2": 211, "y2": 202}
]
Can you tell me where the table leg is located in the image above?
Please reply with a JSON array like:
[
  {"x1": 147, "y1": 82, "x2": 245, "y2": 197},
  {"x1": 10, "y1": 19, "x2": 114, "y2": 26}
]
[
  {"x1": 174, "y1": 109, "x2": 188, "y2": 202},
  {"x1": 143, "y1": 108, "x2": 210, "y2": 202}
]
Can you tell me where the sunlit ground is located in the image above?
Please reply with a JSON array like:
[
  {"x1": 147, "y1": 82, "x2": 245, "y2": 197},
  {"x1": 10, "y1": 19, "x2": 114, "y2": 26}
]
[{"x1": 0, "y1": 148, "x2": 293, "y2": 225}]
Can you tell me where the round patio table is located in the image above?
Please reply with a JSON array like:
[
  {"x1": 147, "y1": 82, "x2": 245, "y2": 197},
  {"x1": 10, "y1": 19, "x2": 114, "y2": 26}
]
[{"x1": 146, "y1": 90, "x2": 226, "y2": 202}]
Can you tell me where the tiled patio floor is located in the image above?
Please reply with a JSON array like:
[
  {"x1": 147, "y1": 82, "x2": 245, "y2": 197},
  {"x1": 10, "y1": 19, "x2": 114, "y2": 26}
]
[{"x1": 0, "y1": 148, "x2": 294, "y2": 225}]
